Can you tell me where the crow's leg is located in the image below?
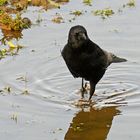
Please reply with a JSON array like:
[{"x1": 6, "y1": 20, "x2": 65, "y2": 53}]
[
  {"x1": 81, "y1": 78, "x2": 84, "y2": 90},
  {"x1": 80, "y1": 78, "x2": 86, "y2": 98},
  {"x1": 89, "y1": 81, "x2": 95, "y2": 101}
]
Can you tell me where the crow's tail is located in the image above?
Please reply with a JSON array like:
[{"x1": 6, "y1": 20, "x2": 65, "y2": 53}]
[
  {"x1": 104, "y1": 50, "x2": 127, "y2": 64},
  {"x1": 112, "y1": 54, "x2": 127, "y2": 63}
]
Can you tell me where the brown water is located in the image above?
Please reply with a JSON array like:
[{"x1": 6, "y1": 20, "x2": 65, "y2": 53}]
[{"x1": 0, "y1": 0, "x2": 140, "y2": 140}]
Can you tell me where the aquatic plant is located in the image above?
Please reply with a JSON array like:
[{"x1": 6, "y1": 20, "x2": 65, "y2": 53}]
[
  {"x1": 123, "y1": 0, "x2": 135, "y2": 7},
  {"x1": 0, "y1": 13, "x2": 31, "y2": 31},
  {"x1": 10, "y1": 0, "x2": 69, "y2": 11},
  {"x1": 52, "y1": 13, "x2": 64, "y2": 23},
  {"x1": 93, "y1": 8, "x2": 114, "y2": 19},
  {"x1": 0, "y1": 0, "x2": 70, "y2": 60},
  {"x1": 0, "y1": 9, "x2": 4, "y2": 14},
  {"x1": 0, "y1": 41, "x2": 24, "y2": 60},
  {"x1": 0, "y1": 13, "x2": 12, "y2": 25},
  {"x1": 83, "y1": 0, "x2": 92, "y2": 6},
  {"x1": 70, "y1": 10, "x2": 83, "y2": 16},
  {"x1": 0, "y1": 0, "x2": 69, "y2": 40},
  {"x1": 48, "y1": 0, "x2": 60, "y2": 8},
  {"x1": 0, "y1": 49, "x2": 7, "y2": 59},
  {"x1": 0, "y1": 14, "x2": 30, "y2": 59},
  {"x1": 0, "y1": 0, "x2": 8, "y2": 6}
]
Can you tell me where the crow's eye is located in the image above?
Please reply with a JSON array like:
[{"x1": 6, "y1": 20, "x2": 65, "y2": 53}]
[
  {"x1": 74, "y1": 33, "x2": 79, "y2": 40},
  {"x1": 75, "y1": 32, "x2": 79, "y2": 36}
]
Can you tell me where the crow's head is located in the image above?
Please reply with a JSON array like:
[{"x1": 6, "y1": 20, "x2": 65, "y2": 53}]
[{"x1": 68, "y1": 25, "x2": 88, "y2": 48}]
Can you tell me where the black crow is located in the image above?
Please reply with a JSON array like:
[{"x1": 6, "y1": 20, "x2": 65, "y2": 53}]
[{"x1": 62, "y1": 25, "x2": 127, "y2": 100}]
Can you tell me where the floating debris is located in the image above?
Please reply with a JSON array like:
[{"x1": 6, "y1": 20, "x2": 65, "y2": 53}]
[
  {"x1": 0, "y1": 40, "x2": 25, "y2": 60},
  {"x1": 7, "y1": 41, "x2": 17, "y2": 51},
  {"x1": 0, "y1": 86, "x2": 12, "y2": 95},
  {"x1": 70, "y1": 122, "x2": 84, "y2": 132},
  {"x1": 22, "y1": 89, "x2": 30, "y2": 95},
  {"x1": 16, "y1": 74, "x2": 29, "y2": 95},
  {"x1": 4, "y1": 86, "x2": 11, "y2": 93},
  {"x1": 48, "y1": 0, "x2": 60, "y2": 8},
  {"x1": 52, "y1": 13, "x2": 64, "y2": 23},
  {"x1": 10, "y1": 112, "x2": 18, "y2": 123},
  {"x1": 16, "y1": 75, "x2": 28, "y2": 82}
]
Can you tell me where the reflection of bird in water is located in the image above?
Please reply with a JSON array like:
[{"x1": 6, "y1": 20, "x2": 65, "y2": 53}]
[
  {"x1": 62, "y1": 25, "x2": 127, "y2": 100},
  {"x1": 64, "y1": 106, "x2": 121, "y2": 140}
]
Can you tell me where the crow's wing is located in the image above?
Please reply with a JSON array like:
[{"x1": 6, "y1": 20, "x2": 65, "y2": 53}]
[
  {"x1": 65, "y1": 64, "x2": 80, "y2": 78},
  {"x1": 61, "y1": 44, "x2": 80, "y2": 78},
  {"x1": 85, "y1": 46, "x2": 109, "y2": 70},
  {"x1": 86, "y1": 40, "x2": 127, "y2": 68}
]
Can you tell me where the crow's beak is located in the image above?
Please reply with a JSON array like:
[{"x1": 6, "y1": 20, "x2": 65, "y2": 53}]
[{"x1": 78, "y1": 33, "x2": 87, "y2": 40}]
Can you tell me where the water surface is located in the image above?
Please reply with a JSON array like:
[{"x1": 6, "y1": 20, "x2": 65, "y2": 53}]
[{"x1": 0, "y1": 0, "x2": 140, "y2": 140}]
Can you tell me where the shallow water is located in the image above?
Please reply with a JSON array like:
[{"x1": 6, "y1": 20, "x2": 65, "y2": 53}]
[{"x1": 0, "y1": 0, "x2": 140, "y2": 140}]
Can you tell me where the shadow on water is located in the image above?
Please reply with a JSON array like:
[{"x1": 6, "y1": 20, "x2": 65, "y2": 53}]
[{"x1": 65, "y1": 106, "x2": 121, "y2": 140}]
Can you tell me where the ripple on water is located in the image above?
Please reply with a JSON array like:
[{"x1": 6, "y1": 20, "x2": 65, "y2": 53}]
[
  {"x1": 93, "y1": 80, "x2": 140, "y2": 108},
  {"x1": 33, "y1": 66, "x2": 140, "y2": 109},
  {"x1": 32, "y1": 56, "x2": 140, "y2": 109},
  {"x1": 32, "y1": 75, "x2": 79, "y2": 107}
]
